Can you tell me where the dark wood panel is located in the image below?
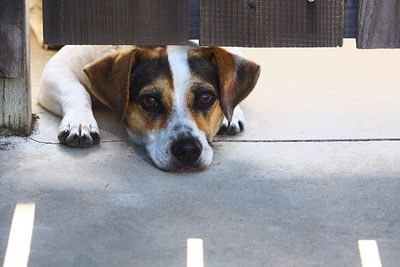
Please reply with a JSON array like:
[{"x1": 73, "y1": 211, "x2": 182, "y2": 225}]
[
  {"x1": 357, "y1": 0, "x2": 400, "y2": 48},
  {"x1": 200, "y1": 0, "x2": 344, "y2": 47},
  {"x1": 189, "y1": 0, "x2": 358, "y2": 40},
  {"x1": 43, "y1": 0, "x2": 190, "y2": 45},
  {"x1": 0, "y1": 0, "x2": 24, "y2": 78}
]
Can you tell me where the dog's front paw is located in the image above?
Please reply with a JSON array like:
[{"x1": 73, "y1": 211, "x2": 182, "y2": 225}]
[
  {"x1": 218, "y1": 106, "x2": 245, "y2": 135},
  {"x1": 58, "y1": 114, "x2": 100, "y2": 148}
]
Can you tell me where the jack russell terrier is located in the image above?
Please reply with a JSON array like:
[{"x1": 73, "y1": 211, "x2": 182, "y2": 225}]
[{"x1": 39, "y1": 44, "x2": 260, "y2": 171}]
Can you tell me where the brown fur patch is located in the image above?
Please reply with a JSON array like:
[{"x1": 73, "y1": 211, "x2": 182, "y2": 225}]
[
  {"x1": 187, "y1": 77, "x2": 224, "y2": 140},
  {"x1": 125, "y1": 77, "x2": 173, "y2": 135},
  {"x1": 125, "y1": 48, "x2": 173, "y2": 136},
  {"x1": 189, "y1": 47, "x2": 261, "y2": 122},
  {"x1": 190, "y1": 102, "x2": 224, "y2": 140},
  {"x1": 83, "y1": 48, "x2": 137, "y2": 122}
]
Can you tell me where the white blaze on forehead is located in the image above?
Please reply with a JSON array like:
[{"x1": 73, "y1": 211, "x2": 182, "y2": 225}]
[{"x1": 167, "y1": 46, "x2": 191, "y2": 116}]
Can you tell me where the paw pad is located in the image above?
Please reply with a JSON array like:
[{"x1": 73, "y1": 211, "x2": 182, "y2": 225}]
[{"x1": 58, "y1": 123, "x2": 100, "y2": 148}]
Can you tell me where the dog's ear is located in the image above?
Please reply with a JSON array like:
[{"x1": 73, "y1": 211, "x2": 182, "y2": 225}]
[
  {"x1": 83, "y1": 48, "x2": 137, "y2": 122},
  {"x1": 207, "y1": 47, "x2": 260, "y2": 122}
]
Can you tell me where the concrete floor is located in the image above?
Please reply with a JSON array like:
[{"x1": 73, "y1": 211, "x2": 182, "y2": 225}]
[{"x1": 1, "y1": 36, "x2": 400, "y2": 266}]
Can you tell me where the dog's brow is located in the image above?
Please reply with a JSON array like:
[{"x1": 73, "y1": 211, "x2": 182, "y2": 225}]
[
  {"x1": 188, "y1": 55, "x2": 219, "y2": 92},
  {"x1": 138, "y1": 86, "x2": 164, "y2": 96},
  {"x1": 191, "y1": 82, "x2": 215, "y2": 91},
  {"x1": 130, "y1": 55, "x2": 171, "y2": 99}
]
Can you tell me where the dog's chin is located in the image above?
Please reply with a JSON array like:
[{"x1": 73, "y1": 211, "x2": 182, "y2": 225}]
[
  {"x1": 149, "y1": 151, "x2": 214, "y2": 172},
  {"x1": 151, "y1": 157, "x2": 212, "y2": 172},
  {"x1": 156, "y1": 161, "x2": 209, "y2": 172}
]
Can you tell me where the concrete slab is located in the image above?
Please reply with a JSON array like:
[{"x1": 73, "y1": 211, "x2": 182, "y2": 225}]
[
  {"x1": 1, "y1": 34, "x2": 400, "y2": 267},
  {"x1": 237, "y1": 40, "x2": 400, "y2": 140},
  {"x1": 1, "y1": 139, "x2": 400, "y2": 266}
]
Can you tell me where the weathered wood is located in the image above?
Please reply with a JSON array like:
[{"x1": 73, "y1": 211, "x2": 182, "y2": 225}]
[
  {"x1": 0, "y1": 0, "x2": 24, "y2": 78},
  {"x1": 43, "y1": 0, "x2": 190, "y2": 45},
  {"x1": 0, "y1": 0, "x2": 31, "y2": 135},
  {"x1": 190, "y1": 0, "x2": 359, "y2": 41},
  {"x1": 357, "y1": 0, "x2": 400, "y2": 48},
  {"x1": 200, "y1": 0, "x2": 344, "y2": 47}
]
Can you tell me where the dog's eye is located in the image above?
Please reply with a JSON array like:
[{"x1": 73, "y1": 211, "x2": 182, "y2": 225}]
[
  {"x1": 195, "y1": 91, "x2": 216, "y2": 110},
  {"x1": 139, "y1": 94, "x2": 163, "y2": 113},
  {"x1": 142, "y1": 96, "x2": 158, "y2": 108}
]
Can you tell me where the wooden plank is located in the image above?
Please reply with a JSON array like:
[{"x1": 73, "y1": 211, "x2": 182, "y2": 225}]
[
  {"x1": 0, "y1": 0, "x2": 24, "y2": 78},
  {"x1": 43, "y1": 0, "x2": 190, "y2": 45},
  {"x1": 200, "y1": 0, "x2": 344, "y2": 47},
  {"x1": 190, "y1": 0, "x2": 356, "y2": 41},
  {"x1": 0, "y1": 0, "x2": 31, "y2": 135},
  {"x1": 357, "y1": 0, "x2": 400, "y2": 48}
]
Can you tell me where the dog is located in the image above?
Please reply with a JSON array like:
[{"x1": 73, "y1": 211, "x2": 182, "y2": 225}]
[{"x1": 38, "y1": 44, "x2": 260, "y2": 171}]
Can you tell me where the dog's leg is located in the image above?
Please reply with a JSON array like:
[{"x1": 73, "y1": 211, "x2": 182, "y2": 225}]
[
  {"x1": 218, "y1": 105, "x2": 246, "y2": 135},
  {"x1": 39, "y1": 68, "x2": 100, "y2": 148}
]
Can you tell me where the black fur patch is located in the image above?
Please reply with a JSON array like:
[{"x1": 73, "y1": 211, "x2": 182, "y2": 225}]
[
  {"x1": 188, "y1": 55, "x2": 220, "y2": 92},
  {"x1": 130, "y1": 54, "x2": 171, "y2": 100}
]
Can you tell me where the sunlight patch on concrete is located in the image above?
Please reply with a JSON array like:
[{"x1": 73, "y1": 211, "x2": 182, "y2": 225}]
[
  {"x1": 187, "y1": 238, "x2": 204, "y2": 267},
  {"x1": 3, "y1": 203, "x2": 36, "y2": 267},
  {"x1": 358, "y1": 240, "x2": 382, "y2": 267}
]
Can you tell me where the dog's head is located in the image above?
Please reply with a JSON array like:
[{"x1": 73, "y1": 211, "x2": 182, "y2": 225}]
[{"x1": 83, "y1": 46, "x2": 260, "y2": 171}]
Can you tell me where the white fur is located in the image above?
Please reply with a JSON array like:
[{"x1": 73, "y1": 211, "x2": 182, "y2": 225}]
[
  {"x1": 39, "y1": 46, "x2": 128, "y2": 145},
  {"x1": 167, "y1": 45, "x2": 191, "y2": 118},
  {"x1": 220, "y1": 106, "x2": 246, "y2": 135},
  {"x1": 39, "y1": 45, "x2": 128, "y2": 116}
]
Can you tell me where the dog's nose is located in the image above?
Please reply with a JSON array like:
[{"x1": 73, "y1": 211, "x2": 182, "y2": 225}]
[{"x1": 171, "y1": 138, "x2": 202, "y2": 164}]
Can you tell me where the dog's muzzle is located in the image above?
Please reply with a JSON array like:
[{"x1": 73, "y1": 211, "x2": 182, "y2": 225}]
[
  {"x1": 144, "y1": 122, "x2": 213, "y2": 171},
  {"x1": 171, "y1": 137, "x2": 203, "y2": 166}
]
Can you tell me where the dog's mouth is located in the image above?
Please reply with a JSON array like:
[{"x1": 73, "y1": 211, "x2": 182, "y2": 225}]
[{"x1": 145, "y1": 136, "x2": 214, "y2": 172}]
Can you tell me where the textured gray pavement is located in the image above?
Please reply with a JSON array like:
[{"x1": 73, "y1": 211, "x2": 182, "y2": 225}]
[{"x1": 1, "y1": 38, "x2": 400, "y2": 266}]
